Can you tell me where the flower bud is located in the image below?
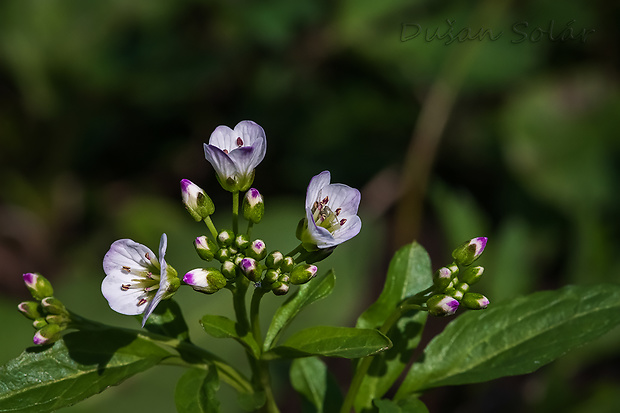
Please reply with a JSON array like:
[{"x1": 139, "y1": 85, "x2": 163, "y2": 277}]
[
  {"x1": 23, "y1": 272, "x2": 54, "y2": 301},
  {"x1": 235, "y1": 234, "x2": 250, "y2": 250},
  {"x1": 217, "y1": 229, "x2": 235, "y2": 247},
  {"x1": 426, "y1": 294, "x2": 460, "y2": 317},
  {"x1": 46, "y1": 314, "x2": 71, "y2": 326},
  {"x1": 433, "y1": 267, "x2": 454, "y2": 291},
  {"x1": 18, "y1": 301, "x2": 42, "y2": 320},
  {"x1": 290, "y1": 264, "x2": 318, "y2": 285},
  {"x1": 280, "y1": 256, "x2": 295, "y2": 273},
  {"x1": 445, "y1": 287, "x2": 464, "y2": 301},
  {"x1": 265, "y1": 250, "x2": 284, "y2": 269},
  {"x1": 242, "y1": 188, "x2": 264, "y2": 224},
  {"x1": 221, "y1": 260, "x2": 238, "y2": 280},
  {"x1": 462, "y1": 293, "x2": 490, "y2": 310},
  {"x1": 180, "y1": 179, "x2": 215, "y2": 221},
  {"x1": 33, "y1": 318, "x2": 48, "y2": 329},
  {"x1": 264, "y1": 268, "x2": 280, "y2": 284},
  {"x1": 183, "y1": 268, "x2": 227, "y2": 294},
  {"x1": 271, "y1": 281, "x2": 290, "y2": 296},
  {"x1": 461, "y1": 266, "x2": 484, "y2": 285},
  {"x1": 215, "y1": 247, "x2": 232, "y2": 263},
  {"x1": 245, "y1": 239, "x2": 267, "y2": 261},
  {"x1": 239, "y1": 258, "x2": 262, "y2": 282},
  {"x1": 33, "y1": 323, "x2": 62, "y2": 345},
  {"x1": 194, "y1": 236, "x2": 218, "y2": 261},
  {"x1": 41, "y1": 297, "x2": 67, "y2": 315},
  {"x1": 452, "y1": 237, "x2": 488, "y2": 267}
]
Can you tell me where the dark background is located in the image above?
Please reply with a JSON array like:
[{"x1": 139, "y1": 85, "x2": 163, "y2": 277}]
[{"x1": 1, "y1": 1, "x2": 619, "y2": 412}]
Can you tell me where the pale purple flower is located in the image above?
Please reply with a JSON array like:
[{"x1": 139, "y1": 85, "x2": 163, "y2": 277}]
[
  {"x1": 300, "y1": 171, "x2": 362, "y2": 249},
  {"x1": 204, "y1": 120, "x2": 266, "y2": 192},
  {"x1": 101, "y1": 234, "x2": 179, "y2": 327}
]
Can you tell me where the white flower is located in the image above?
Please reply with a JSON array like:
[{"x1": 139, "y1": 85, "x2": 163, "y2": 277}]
[
  {"x1": 203, "y1": 120, "x2": 267, "y2": 192},
  {"x1": 101, "y1": 233, "x2": 179, "y2": 327},
  {"x1": 299, "y1": 171, "x2": 362, "y2": 249}
]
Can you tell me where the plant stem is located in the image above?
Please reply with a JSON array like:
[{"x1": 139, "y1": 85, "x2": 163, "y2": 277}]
[
  {"x1": 204, "y1": 216, "x2": 219, "y2": 240},
  {"x1": 247, "y1": 221, "x2": 254, "y2": 238},
  {"x1": 339, "y1": 305, "x2": 421, "y2": 413},
  {"x1": 285, "y1": 243, "x2": 305, "y2": 258},
  {"x1": 250, "y1": 287, "x2": 267, "y2": 345},
  {"x1": 232, "y1": 191, "x2": 240, "y2": 234}
]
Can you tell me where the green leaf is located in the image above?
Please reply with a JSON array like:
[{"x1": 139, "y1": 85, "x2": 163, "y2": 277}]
[
  {"x1": 265, "y1": 326, "x2": 391, "y2": 360},
  {"x1": 143, "y1": 299, "x2": 190, "y2": 342},
  {"x1": 264, "y1": 269, "x2": 335, "y2": 350},
  {"x1": 0, "y1": 328, "x2": 172, "y2": 413},
  {"x1": 200, "y1": 315, "x2": 260, "y2": 359},
  {"x1": 354, "y1": 242, "x2": 431, "y2": 411},
  {"x1": 290, "y1": 357, "x2": 343, "y2": 413},
  {"x1": 396, "y1": 284, "x2": 620, "y2": 397},
  {"x1": 175, "y1": 367, "x2": 220, "y2": 413},
  {"x1": 357, "y1": 242, "x2": 432, "y2": 329},
  {"x1": 374, "y1": 396, "x2": 429, "y2": 413}
]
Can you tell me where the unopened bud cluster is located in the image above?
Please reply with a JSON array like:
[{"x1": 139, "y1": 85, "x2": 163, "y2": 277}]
[
  {"x1": 183, "y1": 187, "x2": 320, "y2": 296},
  {"x1": 18, "y1": 273, "x2": 71, "y2": 345},
  {"x1": 425, "y1": 237, "x2": 490, "y2": 317}
]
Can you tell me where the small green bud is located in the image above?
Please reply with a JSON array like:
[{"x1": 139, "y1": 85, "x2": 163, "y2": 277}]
[
  {"x1": 183, "y1": 269, "x2": 227, "y2": 294},
  {"x1": 281, "y1": 256, "x2": 295, "y2": 273},
  {"x1": 233, "y1": 253, "x2": 245, "y2": 266},
  {"x1": 452, "y1": 237, "x2": 488, "y2": 267},
  {"x1": 462, "y1": 293, "x2": 490, "y2": 310},
  {"x1": 290, "y1": 264, "x2": 318, "y2": 285},
  {"x1": 242, "y1": 188, "x2": 264, "y2": 224},
  {"x1": 278, "y1": 274, "x2": 290, "y2": 284},
  {"x1": 41, "y1": 297, "x2": 67, "y2": 316},
  {"x1": 245, "y1": 239, "x2": 267, "y2": 261},
  {"x1": 217, "y1": 230, "x2": 235, "y2": 247},
  {"x1": 33, "y1": 318, "x2": 48, "y2": 329},
  {"x1": 235, "y1": 234, "x2": 251, "y2": 250},
  {"x1": 194, "y1": 236, "x2": 218, "y2": 261},
  {"x1": 221, "y1": 261, "x2": 238, "y2": 280},
  {"x1": 264, "y1": 268, "x2": 280, "y2": 284},
  {"x1": 426, "y1": 294, "x2": 459, "y2": 317},
  {"x1": 295, "y1": 218, "x2": 307, "y2": 241},
  {"x1": 445, "y1": 287, "x2": 464, "y2": 301},
  {"x1": 33, "y1": 323, "x2": 63, "y2": 345},
  {"x1": 461, "y1": 266, "x2": 484, "y2": 285},
  {"x1": 239, "y1": 258, "x2": 262, "y2": 282},
  {"x1": 180, "y1": 179, "x2": 215, "y2": 221},
  {"x1": 18, "y1": 301, "x2": 42, "y2": 320},
  {"x1": 433, "y1": 267, "x2": 454, "y2": 291},
  {"x1": 46, "y1": 314, "x2": 71, "y2": 326},
  {"x1": 23, "y1": 272, "x2": 54, "y2": 301},
  {"x1": 455, "y1": 282, "x2": 470, "y2": 293},
  {"x1": 271, "y1": 281, "x2": 290, "y2": 296},
  {"x1": 215, "y1": 247, "x2": 232, "y2": 263},
  {"x1": 265, "y1": 251, "x2": 284, "y2": 269}
]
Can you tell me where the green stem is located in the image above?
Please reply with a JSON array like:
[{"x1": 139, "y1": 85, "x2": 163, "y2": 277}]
[
  {"x1": 232, "y1": 191, "x2": 240, "y2": 234},
  {"x1": 285, "y1": 243, "x2": 305, "y2": 258},
  {"x1": 204, "y1": 216, "x2": 219, "y2": 240},
  {"x1": 247, "y1": 221, "x2": 254, "y2": 238},
  {"x1": 231, "y1": 277, "x2": 250, "y2": 334},
  {"x1": 339, "y1": 305, "x2": 421, "y2": 413},
  {"x1": 250, "y1": 287, "x2": 267, "y2": 345}
]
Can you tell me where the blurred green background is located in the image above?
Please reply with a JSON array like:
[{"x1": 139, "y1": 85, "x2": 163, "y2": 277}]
[{"x1": 1, "y1": 0, "x2": 619, "y2": 412}]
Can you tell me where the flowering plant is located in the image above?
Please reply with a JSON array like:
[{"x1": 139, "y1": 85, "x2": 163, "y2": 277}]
[{"x1": 3, "y1": 121, "x2": 620, "y2": 413}]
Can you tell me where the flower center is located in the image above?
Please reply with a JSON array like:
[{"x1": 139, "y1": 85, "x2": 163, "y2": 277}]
[{"x1": 312, "y1": 196, "x2": 347, "y2": 233}]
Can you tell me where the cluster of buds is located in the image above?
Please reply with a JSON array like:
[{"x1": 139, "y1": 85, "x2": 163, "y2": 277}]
[
  {"x1": 18, "y1": 273, "x2": 71, "y2": 345},
  {"x1": 184, "y1": 186, "x2": 318, "y2": 296},
  {"x1": 425, "y1": 237, "x2": 490, "y2": 317}
]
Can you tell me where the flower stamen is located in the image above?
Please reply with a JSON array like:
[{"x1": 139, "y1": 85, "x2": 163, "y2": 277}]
[
  {"x1": 237, "y1": 137, "x2": 243, "y2": 146},
  {"x1": 121, "y1": 284, "x2": 130, "y2": 291},
  {"x1": 122, "y1": 266, "x2": 131, "y2": 273},
  {"x1": 137, "y1": 298, "x2": 148, "y2": 306}
]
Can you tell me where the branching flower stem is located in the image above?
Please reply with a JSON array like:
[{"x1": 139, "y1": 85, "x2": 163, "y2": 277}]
[
  {"x1": 232, "y1": 191, "x2": 240, "y2": 234},
  {"x1": 204, "y1": 216, "x2": 219, "y2": 240}
]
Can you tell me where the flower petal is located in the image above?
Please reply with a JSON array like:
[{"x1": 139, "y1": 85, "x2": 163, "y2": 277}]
[
  {"x1": 333, "y1": 215, "x2": 362, "y2": 243},
  {"x1": 305, "y1": 171, "x2": 331, "y2": 209},
  {"x1": 304, "y1": 207, "x2": 337, "y2": 248},
  {"x1": 208, "y1": 125, "x2": 236, "y2": 152},
  {"x1": 142, "y1": 234, "x2": 169, "y2": 326},
  {"x1": 322, "y1": 183, "x2": 361, "y2": 217},
  {"x1": 204, "y1": 143, "x2": 238, "y2": 179},
  {"x1": 101, "y1": 276, "x2": 146, "y2": 315}
]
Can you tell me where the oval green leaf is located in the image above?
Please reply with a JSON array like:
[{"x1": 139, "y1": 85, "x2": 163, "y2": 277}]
[
  {"x1": 175, "y1": 367, "x2": 220, "y2": 413},
  {"x1": 396, "y1": 284, "x2": 620, "y2": 397},
  {"x1": 265, "y1": 326, "x2": 391, "y2": 360}
]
